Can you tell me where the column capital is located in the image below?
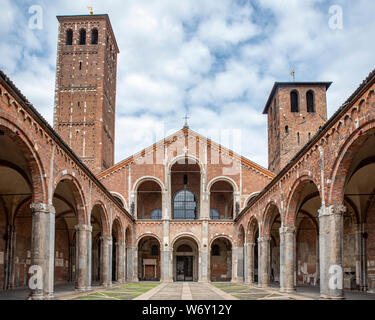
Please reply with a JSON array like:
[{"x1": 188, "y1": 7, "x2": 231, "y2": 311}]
[
  {"x1": 258, "y1": 236, "x2": 271, "y2": 242},
  {"x1": 100, "y1": 235, "x2": 112, "y2": 243},
  {"x1": 279, "y1": 225, "x2": 295, "y2": 234},
  {"x1": 246, "y1": 242, "x2": 256, "y2": 247},
  {"x1": 329, "y1": 204, "x2": 347, "y2": 215},
  {"x1": 319, "y1": 204, "x2": 346, "y2": 217},
  {"x1": 115, "y1": 241, "x2": 125, "y2": 247},
  {"x1": 30, "y1": 202, "x2": 55, "y2": 214},
  {"x1": 75, "y1": 224, "x2": 92, "y2": 232}
]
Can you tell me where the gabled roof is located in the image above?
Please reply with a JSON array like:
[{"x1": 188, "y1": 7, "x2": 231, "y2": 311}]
[
  {"x1": 262, "y1": 82, "x2": 332, "y2": 114},
  {"x1": 97, "y1": 127, "x2": 275, "y2": 179}
]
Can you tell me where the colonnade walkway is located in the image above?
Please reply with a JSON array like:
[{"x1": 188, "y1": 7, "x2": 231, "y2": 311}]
[{"x1": 1, "y1": 282, "x2": 375, "y2": 300}]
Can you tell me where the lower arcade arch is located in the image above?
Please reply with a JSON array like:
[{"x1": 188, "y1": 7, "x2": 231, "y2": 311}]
[
  {"x1": 209, "y1": 237, "x2": 232, "y2": 282},
  {"x1": 53, "y1": 178, "x2": 85, "y2": 288},
  {"x1": 173, "y1": 237, "x2": 199, "y2": 282},
  {"x1": 137, "y1": 236, "x2": 161, "y2": 281}
]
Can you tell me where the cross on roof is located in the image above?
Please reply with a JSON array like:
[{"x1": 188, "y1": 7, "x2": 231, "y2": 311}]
[{"x1": 183, "y1": 114, "x2": 190, "y2": 129}]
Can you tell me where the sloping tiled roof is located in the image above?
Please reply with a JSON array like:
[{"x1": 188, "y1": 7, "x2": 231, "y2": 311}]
[{"x1": 97, "y1": 127, "x2": 275, "y2": 180}]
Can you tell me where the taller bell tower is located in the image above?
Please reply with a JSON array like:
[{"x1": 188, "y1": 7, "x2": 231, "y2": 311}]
[{"x1": 54, "y1": 14, "x2": 119, "y2": 174}]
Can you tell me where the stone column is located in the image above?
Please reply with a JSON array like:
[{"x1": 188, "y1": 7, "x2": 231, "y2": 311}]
[
  {"x1": 86, "y1": 226, "x2": 92, "y2": 290},
  {"x1": 108, "y1": 239, "x2": 113, "y2": 287},
  {"x1": 354, "y1": 225, "x2": 362, "y2": 289},
  {"x1": 7, "y1": 226, "x2": 16, "y2": 290},
  {"x1": 200, "y1": 220, "x2": 209, "y2": 282},
  {"x1": 29, "y1": 203, "x2": 55, "y2": 300},
  {"x1": 280, "y1": 226, "x2": 296, "y2": 293},
  {"x1": 319, "y1": 204, "x2": 346, "y2": 299},
  {"x1": 246, "y1": 242, "x2": 256, "y2": 285},
  {"x1": 100, "y1": 236, "x2": 111, "y2": 287},
  {"x1": 231, "y1": 246, "x2": 238, "y2": 282},
  {"x1": 258, "y1": 236, "x2": 271, "y2": 288},
  {"x1": 75, "y1": 224, "x2": 91, "y2": 292},
  {"x1": 237, "y1": 246, "x2": 244, "y2": 282},
  {"x1": 162, "y1": 189, "x2": 172, "y2": 282},
  {"x1": 116, "y1": 241, "x2": 126, "y2": 284},
  {"x1": 133, "y1": 247, "x2": 138, "y2": 282}
]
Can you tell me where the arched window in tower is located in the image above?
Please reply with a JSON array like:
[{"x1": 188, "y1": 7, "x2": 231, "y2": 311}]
[
  {"x1": 91, "y1": 28, "x2": 98, "y2": 45},
  {"x1": 306, "y1": 90, "x2": 315, "y2": 113},
  {"x1": 79, "y1": 29, "x2": 86, "y2": 45},
  {"x1": 297, "y1": 132, "x2": 300, "y2": 144},
  {"x1": 290, "y1": 90, "x2": 299, "y2": 113},
  {"x1": 66, "y1": 29, "x2": 73, "y2": 45},
  {"x1": 173, "y1": 190, "x2": 197, "y2": 220}
]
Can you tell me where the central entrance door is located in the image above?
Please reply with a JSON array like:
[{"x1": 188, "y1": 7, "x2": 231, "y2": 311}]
[{"x1": 176, "y1": 256, "x2": 193, "y2": 281}]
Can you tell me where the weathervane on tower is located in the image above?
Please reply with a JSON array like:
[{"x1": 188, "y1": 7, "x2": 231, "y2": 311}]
[{"x1": 87, "y1": 6, "x2": 94, "y2": 15}]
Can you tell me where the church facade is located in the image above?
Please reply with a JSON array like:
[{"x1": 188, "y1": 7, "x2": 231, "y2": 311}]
[{"x1": 0, "y1": 13, "x2": 375, "y2": 300}]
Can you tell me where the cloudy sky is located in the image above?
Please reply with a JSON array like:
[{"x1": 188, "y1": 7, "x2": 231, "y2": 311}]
[{"x1": 0, "y1": 0, "x2": 374, "y2": 168}]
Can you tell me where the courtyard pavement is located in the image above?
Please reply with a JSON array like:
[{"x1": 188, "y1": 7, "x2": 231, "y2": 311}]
[{"x1": 1, "y1": 281, "x2": 375, "y2": 300}]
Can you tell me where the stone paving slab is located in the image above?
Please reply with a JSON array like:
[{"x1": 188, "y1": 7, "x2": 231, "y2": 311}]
[{"x1": 212, "y1": 283, "x2": 305, "y2": 300}]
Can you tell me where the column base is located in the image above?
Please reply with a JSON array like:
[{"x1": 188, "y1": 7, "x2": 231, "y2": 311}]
[
  {"x1": 46, "y1": 293, "x2": 55, "y2": 300},
  {"x1": 198, "y1": 279, "x2": 209, "y2": 283},
  {"x1": 319, "y1": 294, "x2": 344, "y2": 300},
  {"x1": 75, "y1": 287, "x2": 87, "y2": 293},
  {"x1": 28, "y1": 293, "x2": 45, "y2": 300},
  {"x1": 280, "y1": 287, "x2": 296, "y2": 293}
]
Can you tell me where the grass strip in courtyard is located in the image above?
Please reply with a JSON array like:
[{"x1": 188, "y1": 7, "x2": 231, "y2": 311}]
[{"x1": 73, "y1": 282, "x2": 160, "y2": 301}]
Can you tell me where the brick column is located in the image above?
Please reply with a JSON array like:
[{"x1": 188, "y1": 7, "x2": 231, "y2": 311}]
[
  {"x1": 29, "y1": 203, "x2": 55, "y2": 300},
  {"x1": 116, "y1": 241, "x2": 126, "y2": 283},
  {"x1": 258, "y1": 236, "x2": 271, "y2": 288},
  {"x1": 319, "y1": 204, "x2": 346, "y2": 299},
  {"x1": 245, "y1": 242, "x2": 256, "y2": 285},
  {"x1": 75, "y1": 224, "x2": 91, "y2": 292},
  {"x1": 280, "y1": 226, "x2": 296, "y2": 293},
  {"x1": 100, "y1": 236, "x2": 111, "y2": 287}
]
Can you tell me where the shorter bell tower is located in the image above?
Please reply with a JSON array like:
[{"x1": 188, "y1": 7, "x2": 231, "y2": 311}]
[{"x1": 263, "y1": 82, "x2": 332, "y2": 174}]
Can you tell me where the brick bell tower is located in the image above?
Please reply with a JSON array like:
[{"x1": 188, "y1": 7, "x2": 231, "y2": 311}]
[
  {"x1": 54, "y1": 14, "x2": 119, "y2": 174},
  {"x1": 263, "y1": 82, "x2": 332, "y2": 174}
]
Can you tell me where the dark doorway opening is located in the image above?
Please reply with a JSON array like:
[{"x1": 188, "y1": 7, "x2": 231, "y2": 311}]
[{"x1": 176, "y1": 256, "x2": 193, "y2": 281}]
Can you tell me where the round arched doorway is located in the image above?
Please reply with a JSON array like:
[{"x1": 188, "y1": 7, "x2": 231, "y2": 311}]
[{"x1": 173, "y1": 237, "x2": 199, "y2": 282}]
